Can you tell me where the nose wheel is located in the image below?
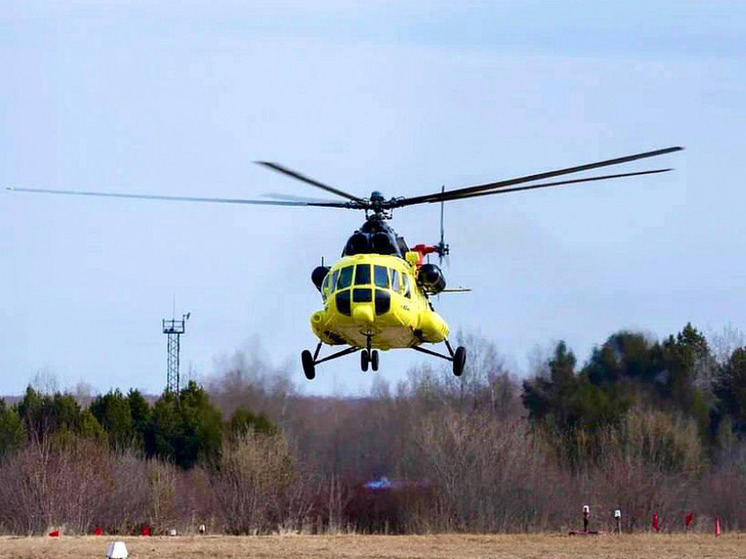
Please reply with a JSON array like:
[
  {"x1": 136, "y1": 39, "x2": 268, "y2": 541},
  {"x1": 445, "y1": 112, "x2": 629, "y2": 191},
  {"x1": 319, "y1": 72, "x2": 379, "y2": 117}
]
[
  {"x1": 360, "y1": 335, "x2": 379, "y2": 371},
  {"x1": 360, "y1": 349, "x2": 380, "y2": 372},
  {"x1": 361, "y1": 350, "x2": 369, "y2": 371},
  {"x1": 301, "y1": 337, "x2": 381, "y2": 379}
]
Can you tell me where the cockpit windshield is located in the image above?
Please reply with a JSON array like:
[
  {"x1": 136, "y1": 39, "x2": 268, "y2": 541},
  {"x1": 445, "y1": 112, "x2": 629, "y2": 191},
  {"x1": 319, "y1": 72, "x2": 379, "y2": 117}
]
[
  {"x1": 337, "y1": 266, "x2": 353, "y2": 290},
  {"x1": 355, "y1": 264, "x2": 371, "y2": 285},
  {"x1": 374, "y1": 265, "x2": 389, "y2": 288},
  {"x1": 329, "y1": 263, "x2": 410, "y2": 313}
]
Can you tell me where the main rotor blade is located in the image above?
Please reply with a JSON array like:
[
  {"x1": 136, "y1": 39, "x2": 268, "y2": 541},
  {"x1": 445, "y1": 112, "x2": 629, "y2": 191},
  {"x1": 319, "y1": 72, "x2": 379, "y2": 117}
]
[
  {"x1": 397, "y1": 146, "x2": 683, "y2": 207},
  {"x1": 427, "y1": 168, "x2": 674, "y2": 204},
  {"x1": 256, "y1": 161, "x2": 365, "y2": 204},
  {"x1": 263, "y1": 192, "x2": 346, "y2": 204},
  {"x1": 6, "y1": 187, "x2": 349, "y2": 207}
]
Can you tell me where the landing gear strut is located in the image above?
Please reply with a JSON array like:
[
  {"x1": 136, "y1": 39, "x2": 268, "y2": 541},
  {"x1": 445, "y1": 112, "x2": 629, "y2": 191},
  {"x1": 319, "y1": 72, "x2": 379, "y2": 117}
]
[
  {"x1": 300, "y1": 342, "x2": 361, "y2": 381},
  {"x1": 411, "y1": 339, "x2": 467, "y2": 377},
  {"x1": 301, "y1": 337, "x2": 458, "y2": 380}
]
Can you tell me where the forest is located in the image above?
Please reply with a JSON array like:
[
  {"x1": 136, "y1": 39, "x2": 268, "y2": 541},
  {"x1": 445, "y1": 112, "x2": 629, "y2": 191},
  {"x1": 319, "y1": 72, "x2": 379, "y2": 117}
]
[{"x1": 1, "y1": 323, "x2": 746, "y2": 535}]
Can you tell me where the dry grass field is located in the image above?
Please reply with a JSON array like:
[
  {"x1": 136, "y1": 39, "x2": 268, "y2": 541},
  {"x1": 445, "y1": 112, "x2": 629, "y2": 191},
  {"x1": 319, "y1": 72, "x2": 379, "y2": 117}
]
[{"x1": 0, "y1": 533, "x2": 744, "y2": 559}]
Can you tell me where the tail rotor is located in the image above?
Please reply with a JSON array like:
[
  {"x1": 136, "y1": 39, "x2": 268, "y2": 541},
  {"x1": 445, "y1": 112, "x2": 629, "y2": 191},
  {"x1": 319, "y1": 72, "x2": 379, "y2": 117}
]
[{"x1": 437, "y1": 186, "x2": 450, "y2": 266}]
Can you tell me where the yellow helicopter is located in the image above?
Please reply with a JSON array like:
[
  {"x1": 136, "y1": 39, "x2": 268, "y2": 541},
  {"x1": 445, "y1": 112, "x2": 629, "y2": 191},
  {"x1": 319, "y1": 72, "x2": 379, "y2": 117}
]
[{"x1": 8, "y1": 146, "x2": 683, "y2": 380}]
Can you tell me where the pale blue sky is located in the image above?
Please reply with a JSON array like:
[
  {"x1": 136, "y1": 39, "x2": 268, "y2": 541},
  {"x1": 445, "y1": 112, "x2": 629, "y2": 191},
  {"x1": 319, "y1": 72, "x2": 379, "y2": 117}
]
[{"x1": 2, "y1": 1, "x2": 745, "y2": 396}]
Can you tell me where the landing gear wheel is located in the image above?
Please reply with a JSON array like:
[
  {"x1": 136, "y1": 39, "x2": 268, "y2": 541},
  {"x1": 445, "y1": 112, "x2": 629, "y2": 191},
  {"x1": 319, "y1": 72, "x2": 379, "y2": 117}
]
[
  {"x1": 452, "y1": 346, "x2": 466, "y2": 377},
  {"x1": 371, "y1": 350, "x2": 379, "y2": 371},
  {"x1": 361, "y1": 349, "x2": 370, "y2": 372},
  {"x1": 301, "y1": 350, "x2": 316, "y2": 380}
]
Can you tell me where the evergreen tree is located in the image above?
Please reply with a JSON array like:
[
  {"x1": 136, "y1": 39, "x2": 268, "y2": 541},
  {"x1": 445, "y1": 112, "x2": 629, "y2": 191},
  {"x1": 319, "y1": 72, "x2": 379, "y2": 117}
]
[
  {"x1": 0, "y1": 399, "x2": 24, "y2": 458},
  {"x1": 15, "y1": 386, "x2": 105, "y2": 443},
  {"x1": 714, "y1": 346, "x2": 746, "y2": 435},
  {"x1": 128, "y1": 389, "x2": 151, "y2": 448},
  {"x1": 16, "y1": 387, "x2": 81, "y2": 439},
  {"x1": 76, "y1": 409, "x2": 107, "y2": 442},
  {"x1": 584, "y1": 331, "x2": 655, "y2": 388},
  {"x1": 655, "y1": 323, "x2": 712, "y2": 426},
  {"x1": 15, "y1": 386, "x2": 45, "y2": 438},
  {"x1": 90, "y1": 389, "x2": 135, "y2": 449},
  {"x1": 522, "y1": 341, "x2": 585, "y2": 430},
  {"x1": 229, "y1": 405, "x2": 276, "y2": 439},
  {"x1": 145, "y1": 381, "x2": 223, "y2": 469}
]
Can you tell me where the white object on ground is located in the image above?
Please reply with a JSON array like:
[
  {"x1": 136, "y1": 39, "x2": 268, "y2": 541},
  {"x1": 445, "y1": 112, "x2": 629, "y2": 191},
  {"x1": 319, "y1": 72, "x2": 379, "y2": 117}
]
[{"x1": 106, "y1": 541, "x2": 129, "y2": 559}]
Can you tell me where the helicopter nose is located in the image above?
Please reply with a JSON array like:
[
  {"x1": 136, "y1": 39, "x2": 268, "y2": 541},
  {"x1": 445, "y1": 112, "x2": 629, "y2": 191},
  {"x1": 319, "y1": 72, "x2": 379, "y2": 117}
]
[{"x1": 352, "y1": 304, "x2": 375, "y2": 326}]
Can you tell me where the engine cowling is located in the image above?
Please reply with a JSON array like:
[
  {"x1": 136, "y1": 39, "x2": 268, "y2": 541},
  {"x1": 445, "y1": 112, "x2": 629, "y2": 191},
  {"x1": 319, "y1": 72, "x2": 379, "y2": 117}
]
[
  {"x1": 345, "y1": 232, "x2": 370, "y2": 255},
  {"x1": 311, "y1": 266, "x2": 330, "y2": 292},
  {"x1": 417, "y1": 263, "x2": 446, "y2": 294}
]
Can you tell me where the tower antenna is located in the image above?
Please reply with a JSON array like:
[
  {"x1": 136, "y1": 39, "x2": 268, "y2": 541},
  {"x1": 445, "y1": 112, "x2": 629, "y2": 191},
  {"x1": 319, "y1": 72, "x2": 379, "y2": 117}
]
[{"x1": 162, "y1": 311, "x2": 190, "y2": 393}]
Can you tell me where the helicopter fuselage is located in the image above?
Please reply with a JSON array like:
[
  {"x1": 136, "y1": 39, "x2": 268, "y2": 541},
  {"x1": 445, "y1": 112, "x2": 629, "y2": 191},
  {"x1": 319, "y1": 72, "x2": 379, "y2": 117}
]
[{"x1": 311, "y1": 253, "x2": 448, "y2": 350}]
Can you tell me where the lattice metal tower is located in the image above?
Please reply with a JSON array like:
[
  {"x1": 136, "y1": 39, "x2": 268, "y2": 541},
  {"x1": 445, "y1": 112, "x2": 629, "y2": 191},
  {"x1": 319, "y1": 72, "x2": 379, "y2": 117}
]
[{"x1": 162, "y1": 312, "x2": 189, "y2": 393}]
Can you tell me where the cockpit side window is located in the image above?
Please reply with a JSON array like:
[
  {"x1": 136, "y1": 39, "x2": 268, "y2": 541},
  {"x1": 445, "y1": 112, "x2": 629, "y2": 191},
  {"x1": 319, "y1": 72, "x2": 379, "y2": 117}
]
[
  {"x1": 355, "y1": 264, "x2": 371, "y2": 285},
  {"x1": 391, "y1": 269, "x2": 401, "y2": 293},
  {"x1": 337, "y1": 266, "x2": 353, "y2": 290},
  {"x1": 402, "y1": 273, "x2": 411, "y2": 298},
  {"x1": 330, "y1": 270, "x2": 339, "y2": 293},
  {"x1": 374, "y1": 265, "x2": 389, "y2": 288},
  {"x1": 321, "y1": 274, "x2": 330, "y2": 300}
]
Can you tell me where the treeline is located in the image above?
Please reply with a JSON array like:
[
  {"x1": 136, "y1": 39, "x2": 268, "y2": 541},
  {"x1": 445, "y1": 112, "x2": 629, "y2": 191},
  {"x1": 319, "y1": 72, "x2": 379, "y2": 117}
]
[
  {"x1": 1, "y1": 324, "x2": 746, "y2": 534},
  {"x1": 0, "y1": 381, "x2": 295, "y2": 534},
  {"x1": 1, "y1": 382, "x2": 274, "y2": 468},
  {"x1": 522, "y1": 324, "x2": 735, "y2": 467}
]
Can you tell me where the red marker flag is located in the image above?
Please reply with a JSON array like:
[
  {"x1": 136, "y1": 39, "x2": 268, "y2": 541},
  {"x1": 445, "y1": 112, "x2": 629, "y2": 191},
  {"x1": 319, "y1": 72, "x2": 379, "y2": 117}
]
[
  {"x1": 652, "y1": 514, "x2": 659, "y2": 533},
  {"x1": 141, "y1": 524, "x2": 151, "y2": 537},
  {"x1": 716, "y1": 516, "x2": 722, "y2": 537},
  {"x1": 685, "y1": 512, "x2": 694, "y2": 530},
  {"x1": 94, "y1": 526, "x2": 102, "y2": 536}
]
